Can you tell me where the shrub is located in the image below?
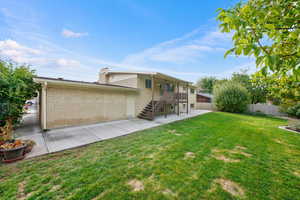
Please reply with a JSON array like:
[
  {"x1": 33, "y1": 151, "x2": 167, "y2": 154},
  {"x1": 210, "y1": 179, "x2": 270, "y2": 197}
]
[
  {"x1": 213, "y1": 81, "x2": 250, "y2": 113},
  {"x1": 286, "y1": 103, "x2": 300, "y2": 118}
]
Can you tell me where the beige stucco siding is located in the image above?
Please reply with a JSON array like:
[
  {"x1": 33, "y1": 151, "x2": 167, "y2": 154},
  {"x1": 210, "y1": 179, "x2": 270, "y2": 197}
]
[
  {"x1": 45, "y1": 86, "x2": 137, "y2": 129},
  {"x1": 135, "y1": 75, "x2": 153, "y2": 115},
  {"x1": 107, "y1": 74, "x2": 138, "y2": 88},
  {"x1": 188, "y1": 88, "x2": 196, "y2": 110}
]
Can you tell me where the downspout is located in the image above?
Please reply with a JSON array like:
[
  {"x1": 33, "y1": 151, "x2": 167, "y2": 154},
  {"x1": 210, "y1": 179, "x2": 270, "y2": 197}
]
[{"x1": 42, "y1": 82, "x2": 47, "y2": 130}]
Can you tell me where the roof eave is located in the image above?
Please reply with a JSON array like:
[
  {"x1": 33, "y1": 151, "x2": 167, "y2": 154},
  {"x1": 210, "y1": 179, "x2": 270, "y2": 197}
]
[{"x1": 34, "y1": 77, "x2": 138, "y2": 92}]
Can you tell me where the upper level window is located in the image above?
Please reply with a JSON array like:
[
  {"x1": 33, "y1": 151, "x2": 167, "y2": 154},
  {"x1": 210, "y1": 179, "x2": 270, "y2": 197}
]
[
  {"x1": 190, "y1": 88, "x2": 195, "y2": 94},
  {"x1": 166, "y1": 83, "x2": 175, "y2": 92},
  {"x1": 145, "y1": 79, "x2": 152, "y2": 88}
]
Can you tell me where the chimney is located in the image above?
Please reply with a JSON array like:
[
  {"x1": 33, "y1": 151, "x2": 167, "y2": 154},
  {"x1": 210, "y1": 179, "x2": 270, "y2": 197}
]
[{"x1": 98, "y1": 67, "x2": 109, "y2": 83}]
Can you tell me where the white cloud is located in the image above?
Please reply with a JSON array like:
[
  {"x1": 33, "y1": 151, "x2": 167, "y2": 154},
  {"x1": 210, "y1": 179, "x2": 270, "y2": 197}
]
[
  {"x1": 197, "y1": 30, "x2": 233, "y2": 46},
  {"x1": 222, "y1": 61, "x2": 257, "y2": 77},
  {"x1": 122, "y1": 28, "x2": 230, "y2": 65},
  {"x1": 56, "y1": 58, "x2": 81, "y2": 67},
  {"x1": 0, "y1": 39, "x2": 41, "y2": 55},
  {"x1": 61, "y1": 29, "x2": 88, "y2": 38},
  {"x1": 0, "y1": 39, "x2": 48, "y2": 65}
]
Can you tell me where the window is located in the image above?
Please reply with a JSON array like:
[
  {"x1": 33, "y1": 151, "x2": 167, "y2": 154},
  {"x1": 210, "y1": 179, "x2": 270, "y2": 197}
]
[
  {"x1": 145, "y1": 79, "x2": 152, "y2": 88},
  {"x1": 190, "y1": 88, "x2": 195, "y2": 94},
  {"x1": 166, "y1": 83, "x2": 175, "y2": 92},
  {"x1": 190, "y1": 103, "x2": 195, "y2": 109}
]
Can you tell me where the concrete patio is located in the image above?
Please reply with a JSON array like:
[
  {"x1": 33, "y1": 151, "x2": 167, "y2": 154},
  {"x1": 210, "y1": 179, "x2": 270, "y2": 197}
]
[{"x1": 17, "y1": 110, "x2": 210, "y2": 159}]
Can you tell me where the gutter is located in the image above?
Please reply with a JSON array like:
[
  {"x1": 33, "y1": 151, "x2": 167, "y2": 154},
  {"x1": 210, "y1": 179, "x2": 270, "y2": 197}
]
[
  {"x1": 34, "y1": 77, "x2": 137, "y2": 92},
  {"x1": 42, "y1": 82, "x2": 47, "y2": 130}
]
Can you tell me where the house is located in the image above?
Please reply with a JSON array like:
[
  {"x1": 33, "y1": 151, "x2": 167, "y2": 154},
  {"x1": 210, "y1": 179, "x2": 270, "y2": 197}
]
[
  {"x1": 196, "y1": 93, "x2": 213, "y2": 103},
  {"x1": 34, "y1": 68, "x2": 197, "y2": 130}
]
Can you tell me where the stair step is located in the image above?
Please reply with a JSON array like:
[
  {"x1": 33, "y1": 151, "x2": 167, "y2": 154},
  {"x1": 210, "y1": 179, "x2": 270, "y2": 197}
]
[
  {"x1": 139, "y1": 112, "x2": 153, "y2": 117},
  {"x1": 138, "y1": 115, "x2": 153, "y2": 120}
]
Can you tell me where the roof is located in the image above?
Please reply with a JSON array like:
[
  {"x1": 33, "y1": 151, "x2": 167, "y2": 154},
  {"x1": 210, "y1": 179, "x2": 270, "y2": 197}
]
[
  {"x1": 34, "y1": 76, "x2": 138, "y2": 91},
  {"x1": 105, "y1": 70, "x2": 193, "y2": 84},
  {"x1": 197, "y1": 93, "x2": 213, "y2": 99}
]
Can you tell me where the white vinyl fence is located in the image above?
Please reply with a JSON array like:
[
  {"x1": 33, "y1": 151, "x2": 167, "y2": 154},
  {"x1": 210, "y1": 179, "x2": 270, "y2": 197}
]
[
  {"x1": 196, "y1": 103, "x2": 286, "y2": 116},
  {"x1": 248, "y1": 103, "x2": 286, "y2": 116},
  {"x1": 195, "y1": 103, "x2": 215, "y2": 111}
]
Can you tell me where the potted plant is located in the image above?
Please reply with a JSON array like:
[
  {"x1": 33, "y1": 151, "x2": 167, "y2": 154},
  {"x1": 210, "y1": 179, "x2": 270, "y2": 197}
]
[
  {"x1": 0, "y1": 139, "x2": 27, "y2": 163},
  {"x1": 0, "y1": 60, "x2": 41, "y2": 163}
]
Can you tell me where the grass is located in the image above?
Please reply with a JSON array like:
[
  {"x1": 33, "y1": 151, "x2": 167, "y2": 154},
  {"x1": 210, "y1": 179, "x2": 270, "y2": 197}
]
[{"x1": 0, "y1": 112, "x2": 299, "y2": 200}]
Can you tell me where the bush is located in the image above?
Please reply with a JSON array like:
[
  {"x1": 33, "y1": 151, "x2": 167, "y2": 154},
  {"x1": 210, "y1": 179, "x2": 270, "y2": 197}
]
[
  {"x1": 213, "y1": 81, "x2": 250, "y2": 113},
  {"x1": 286, "y1": 103, "x2": 300, "y2": 118}
]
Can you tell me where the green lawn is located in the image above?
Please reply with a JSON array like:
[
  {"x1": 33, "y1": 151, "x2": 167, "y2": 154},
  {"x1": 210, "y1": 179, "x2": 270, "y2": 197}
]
[{"x1": 1, "y1": 112, "x2": 299, "y2": 200}]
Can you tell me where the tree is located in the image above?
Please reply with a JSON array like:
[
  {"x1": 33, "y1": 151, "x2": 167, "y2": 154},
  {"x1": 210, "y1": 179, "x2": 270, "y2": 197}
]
[
  {"x1": 232, "y1": 70, "x2": 267, "y2": 104},
  {"x1": 196, "y1": 76, "x2": 217, "y2": 94},
  {"x1": 213, "y1": 81, "x2": 250, "y2": 113},
  {"x1": 217, "y1": 0, "x2": 300, "y2": 79},
  {"x1": 0, "y1": 60, "x2": 41, "y2": 141},
  {"x1": 252, "y1": 72, "x2": 300, "y2": 106}
]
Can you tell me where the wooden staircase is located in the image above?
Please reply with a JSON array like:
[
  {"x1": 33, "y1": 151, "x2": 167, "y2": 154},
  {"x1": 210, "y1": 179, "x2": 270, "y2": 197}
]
[{"x1": 138, "y1": 100, "x2": 163, "y2": 120}]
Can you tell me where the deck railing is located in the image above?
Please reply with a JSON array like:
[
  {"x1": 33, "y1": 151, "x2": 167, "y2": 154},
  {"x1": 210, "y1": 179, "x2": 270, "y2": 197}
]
[{"x1": 158, "y1": 92, "x2": 187, "y2": 103}]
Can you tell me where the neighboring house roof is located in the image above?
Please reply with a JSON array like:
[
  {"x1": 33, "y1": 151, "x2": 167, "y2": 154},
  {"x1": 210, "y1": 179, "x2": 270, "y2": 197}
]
[
  {"x1": 105, "y1": 70, "x2": 193, "y2": 84},
  {"x1": 34, "y1": 76, "x2": 138, "y2": 91},
  {"x1": 197, "y1": 93, "x2": 213, "y2": 99}
]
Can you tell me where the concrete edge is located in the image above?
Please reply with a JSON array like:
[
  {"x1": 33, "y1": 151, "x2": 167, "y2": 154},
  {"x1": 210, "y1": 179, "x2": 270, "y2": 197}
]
[{"x1": 278, "y1": 126, "x2": 300, "y2": 134}]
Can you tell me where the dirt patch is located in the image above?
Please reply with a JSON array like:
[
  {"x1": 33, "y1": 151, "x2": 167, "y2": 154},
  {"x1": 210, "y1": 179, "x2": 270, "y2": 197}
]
[
  {"x1": 293, "y1": 171, "x2": 300, "y2": 177},
  {"x1": 215, "y1": 178, "x2": 245, "y2": 197},
  {"x1": 147, "y1": 153, "x2": 155, "y2": 159},
  {"x1": 184, "y1": 152, "x2": 195, "y2": 159},
  {"x1": 274, "y1": 139, "x2": 285, "y2": 145},
  {"x1": 211, "y1": 146, "x2": 251, "y2": 163},
  {"x1": 168, "y1": 129, "x2": 176, "y2": 134},
  {"x1": 162, "y1": 189, "x2": 177, "y2": 197},
  {"x1": 127, "y1": 179, "x2": 144, "y2": 192},
  {"x1": 235, "y1": 146, "x2": 247, "y2": 150},
  {"x1": 229, "y1": 149, "x2": 252, "y2": 158},
  {"x1": 212, "y1": 148, "x2": 223, "y2": 153},
  {"x1": 167, "y1": 129, "x2": 182, "y2": 136},
  {"x1": 17, "y1": 181, "x2": 33, "y2": 200},
  {"x1": 17, "y1": 181, "x2": 26, "y2": 200},
  {"x1": 213, "y1": 155, "x2": 240, "y2": 163},
  {"x1": 50, "y1": 185, "x2": 61, "y2": 192}
]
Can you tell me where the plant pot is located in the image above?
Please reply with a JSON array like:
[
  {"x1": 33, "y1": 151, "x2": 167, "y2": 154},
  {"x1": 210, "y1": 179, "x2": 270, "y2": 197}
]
[
  {"x1": 23, "y1": 140, "x2": 36, "y2": 154},
  {"x1": 24, "y1": 145, "x2": 33, "y2": 154},
  {"x1": 0, "y1": 144, "x2": 27, "y2": 163}
]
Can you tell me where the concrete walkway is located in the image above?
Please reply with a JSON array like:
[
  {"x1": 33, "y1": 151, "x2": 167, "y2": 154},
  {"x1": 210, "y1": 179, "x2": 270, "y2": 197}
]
[{"x1": 17, "y1": 110, "x2": 211, "y2": 158}]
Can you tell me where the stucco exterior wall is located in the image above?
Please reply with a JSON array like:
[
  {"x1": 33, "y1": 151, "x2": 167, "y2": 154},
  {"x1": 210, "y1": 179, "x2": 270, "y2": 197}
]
[
  {"x1": 188, "y1": 88, "x2": 196, "y2": 111},
  {"x1": 106, "y1": 74, "x2": 138, "y2": 88},
  {"x1": 98, "y1": 72, "x2": 196, "y2": 116},
  {"x1": 136, "y1": 75, "x2": 153, "y2": 115},
  {"x1": 45, "y1": 85, "x2": 137, "y2": 129}
]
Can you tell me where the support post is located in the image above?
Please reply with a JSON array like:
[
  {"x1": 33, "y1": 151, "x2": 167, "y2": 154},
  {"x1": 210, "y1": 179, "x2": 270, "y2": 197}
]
[
  {"x1": 151, "y1": 75, "x2": 154, "y2": 120},
  {"x1": 177, "y1": 82, "x2": 179, "y2": 116},
  {"x1": 186, "y1": 83, "x2": 189, "y2": 114}
]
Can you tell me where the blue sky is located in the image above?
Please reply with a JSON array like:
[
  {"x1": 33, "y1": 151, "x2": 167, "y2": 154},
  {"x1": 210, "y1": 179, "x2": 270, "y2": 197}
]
[{"x1": 0, "y1": 0, "x2": 255, "y2": 83}]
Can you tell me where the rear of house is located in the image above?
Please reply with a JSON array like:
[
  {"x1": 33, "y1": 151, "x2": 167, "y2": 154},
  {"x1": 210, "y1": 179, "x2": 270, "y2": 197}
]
[
  {"x1": 98, "y1": 68, "x2": 196, "y2": 120},
  {"x1": 35, "y1": 68, "x2": 197, "y2": 130}
]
